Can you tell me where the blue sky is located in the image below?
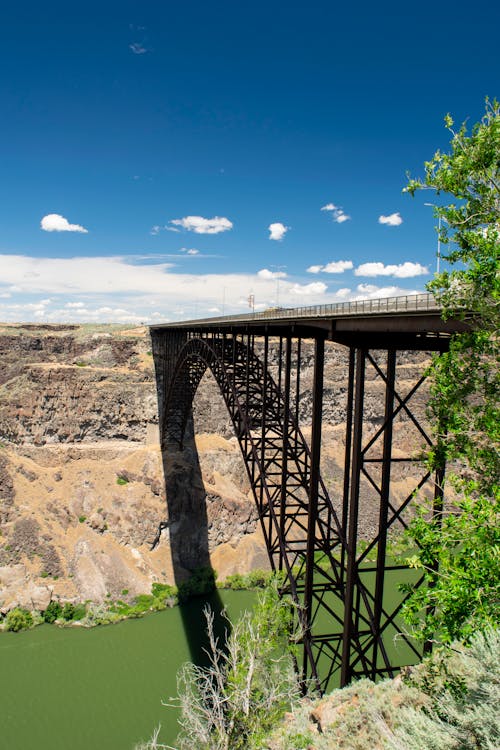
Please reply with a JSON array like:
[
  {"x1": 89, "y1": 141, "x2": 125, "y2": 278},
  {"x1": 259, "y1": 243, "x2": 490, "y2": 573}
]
[{"x1": 0, "y1": 0, "x2": 498, "y2": 323}]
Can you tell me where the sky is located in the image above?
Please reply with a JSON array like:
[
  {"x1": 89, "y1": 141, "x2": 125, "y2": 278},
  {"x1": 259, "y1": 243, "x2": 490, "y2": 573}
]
[{"x1": 0, "y1": 0, "x2": 498, "y2": 324}]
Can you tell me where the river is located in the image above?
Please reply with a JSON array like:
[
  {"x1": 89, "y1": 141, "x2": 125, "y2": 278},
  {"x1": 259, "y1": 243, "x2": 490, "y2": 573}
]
[{"x1": 0, "y1": 590, "x2": 256, "y2": 750}]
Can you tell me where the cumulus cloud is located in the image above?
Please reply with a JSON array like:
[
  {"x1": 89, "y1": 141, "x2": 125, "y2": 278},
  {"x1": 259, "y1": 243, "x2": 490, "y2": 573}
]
[
  {"x1": 355, "y1": 261, "x2": 429, "y2": 278},
  {"x1": 335, "y1": 288, "x2": 351, "y2": 298},
  {"x1": 268, "y1": 222, "x2": 289, "y2": 241},
  {"x1": 378, "y1": 212, "x2": 403, "y2": 226},
  {"x1": 321, "y1": 203, "x2": 350, "y2": 223},
  {"x1": 307, "y1": 260, "x2": 353, "y2": 274},
  {"x1": 40, "y1": 214, "x2": 88, "y2": 233},
  {"x1": 169, "y1": 216, "x2": 233, "y2": 234},
  {"x1": 353, "y1": 283, "x2": 419, "y2": 300},
  {"x1": 289, "y1": 282, "x2": 327, "y2": 296},
  {"x1": 257, "y1": 268, "x2": 287, "y2": 280},
  {"x1": 324, "y1": 260, "x2": 353, "y2": 273}
]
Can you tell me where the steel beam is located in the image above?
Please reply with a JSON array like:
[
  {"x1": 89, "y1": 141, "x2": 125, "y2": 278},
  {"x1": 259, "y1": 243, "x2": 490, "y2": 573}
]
[{"x1": 341, "y1": 348, "x2": 366, "y2": 687}]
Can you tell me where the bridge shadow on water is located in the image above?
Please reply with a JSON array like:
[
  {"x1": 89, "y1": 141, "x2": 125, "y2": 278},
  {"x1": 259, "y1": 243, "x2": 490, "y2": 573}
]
[{"x1": 159, "y1": 414, "x2": 229, "y2": 668}]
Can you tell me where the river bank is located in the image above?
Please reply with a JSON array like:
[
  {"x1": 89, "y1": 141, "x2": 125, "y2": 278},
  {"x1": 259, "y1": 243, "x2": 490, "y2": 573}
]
[{"x1": 0, "y1": 566, "x2": 273, "y2": 632}]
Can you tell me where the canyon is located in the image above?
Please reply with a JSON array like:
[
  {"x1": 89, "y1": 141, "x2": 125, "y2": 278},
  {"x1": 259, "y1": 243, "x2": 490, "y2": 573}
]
[{"x1": 0, "y1": 322, "x2": 432, "y2": 612}]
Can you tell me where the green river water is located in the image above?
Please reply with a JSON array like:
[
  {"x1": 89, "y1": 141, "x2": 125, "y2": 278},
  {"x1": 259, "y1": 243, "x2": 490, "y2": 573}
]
[
  {"x1": 1, "y1": 568, "x2": 419, "y2": 750},
  {"x1": 0, "y1": 590, "x2": 256, "y2": 750}
]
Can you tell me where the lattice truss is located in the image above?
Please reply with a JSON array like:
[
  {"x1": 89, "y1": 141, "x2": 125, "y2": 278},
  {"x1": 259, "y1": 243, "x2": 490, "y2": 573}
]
[{"x1": 160, "y1": 330, "x2": 442, "y2": 691}]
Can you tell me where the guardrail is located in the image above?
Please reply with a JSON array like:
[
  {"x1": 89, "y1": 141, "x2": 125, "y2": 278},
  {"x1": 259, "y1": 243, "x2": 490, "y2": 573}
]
[{"x1": 156, "y1": 292, "x2": 440, "y2": 328}]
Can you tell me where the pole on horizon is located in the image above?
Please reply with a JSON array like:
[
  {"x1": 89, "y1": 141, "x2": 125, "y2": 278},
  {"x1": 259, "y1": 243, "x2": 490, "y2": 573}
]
[{"x1": 271, "y1": 265, "x2": 286, "y2": 307}]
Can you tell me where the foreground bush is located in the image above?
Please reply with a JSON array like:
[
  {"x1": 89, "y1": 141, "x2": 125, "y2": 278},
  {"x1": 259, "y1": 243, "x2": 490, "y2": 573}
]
[
  {"x1": 264, "y1": 628, "x2": 500, "y2": 750},
  {"x1": 174, "y1": 582, "x2": 300, "y2": 750}
]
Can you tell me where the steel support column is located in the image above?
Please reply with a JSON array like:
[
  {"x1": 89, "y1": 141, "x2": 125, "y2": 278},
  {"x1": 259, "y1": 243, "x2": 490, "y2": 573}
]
[
  {"x1": 341, "y1": 348, "x2": 366, "y2": 687},
  {"x1": 279, "y1": 336, "x2": 292, "y2": 571},
  {"x1": 302, "y1": 335, "x2": 325, "y2": 686},
  {"x1": 372, "y1": 349, "x2": 396, "y2": 679}
]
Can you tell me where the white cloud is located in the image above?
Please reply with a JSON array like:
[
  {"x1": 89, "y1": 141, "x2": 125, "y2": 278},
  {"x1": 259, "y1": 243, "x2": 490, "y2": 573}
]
[
  {"x1": 257, "y1": 268, "x2": 287, "y2": 280},
  {"x1": 150, "y1": 225, "x2": 162, "y2": 235},
  {"x1": 353, "y1": 283, "x2": 419, "y2": 300},
  {"x1": 335, "y1": 213, "x2": 350, "y2": 224},
  {"x1": 40, "y1": 214, "x2": 88, "y2": 233},
  {"x1": 169, "y1": 216, "x2": 233, "y2": 234},
  {"x1": 323, "y1": 260, "x2": 353, "y2": 273},
  {"x1": 321, "y1": 203, "x2": 351, "y2": 224},
  {"x1": 180, "y1": 248, "x2": 200, "y2": 255},
  {"x1": 355, "y1": 261, "x2": 429, "y2": 278},
  {"x1": 378, "y1": 212, "x2": 403, "y2": 226},
  {"x1": 268, "y1": 222, "x2": 289, "y2": 241},
  {"x1": 307, "y1": 260, "x2": 353, "y2": 274},
  {"x1": 0, "y1": 253, "x2": 427, "y2": 324},
  {"x1": 335, "y1": 288, "x2": 351, "y2": 298},
  {"x1": 129, "y1": 43, "x2": 148, "y2": 55},
  {"x1": 289, "y1": 282, "x2": 327, "y2": 296}
]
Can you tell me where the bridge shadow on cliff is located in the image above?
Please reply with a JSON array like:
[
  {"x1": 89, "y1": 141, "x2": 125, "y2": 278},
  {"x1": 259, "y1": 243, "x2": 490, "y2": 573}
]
[{"x1": 158, "y1": 412, "x2": 228, "y2": 667}]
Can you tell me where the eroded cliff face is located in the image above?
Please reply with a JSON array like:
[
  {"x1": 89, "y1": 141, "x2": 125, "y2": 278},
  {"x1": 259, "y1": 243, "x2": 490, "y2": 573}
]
[
  {"x1": 0, "y1": 324, "x2": 268, "y2": 611},
  {"x1": 0, "y1": 323, "x2": 432, "y2": 611}
]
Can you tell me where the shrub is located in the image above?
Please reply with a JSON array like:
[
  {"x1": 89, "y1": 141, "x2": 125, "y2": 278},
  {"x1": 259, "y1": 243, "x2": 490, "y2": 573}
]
[
  {"x1": 151, "y1": 582, "x2": 177, "y2": 601},
  {"x1": 61, "y1": 602, "x2": 75, "y2": 621},
  {"x1": 177, "y1": 566, "x2": 216, "y2": 603},
  {"x1": 43, "y1": 601, "x2": 62, "y2": 623},
  {"x1": 116, "y1": 476, "x2": 129, "y2": 486},
  {"x1": 5, "y1": 608, "x2": 33, "y2": 632},
  {"x1": 70, "y1": 603, "x2": 87, "y2": 621},
  {"x1": 391, "y1": 628, "x2": 500, "y2": 750}
]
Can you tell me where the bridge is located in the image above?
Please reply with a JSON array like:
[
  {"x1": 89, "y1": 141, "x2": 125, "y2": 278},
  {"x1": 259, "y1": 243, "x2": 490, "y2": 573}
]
[{"x1": 150, "y1": 292, "x2": 466, "y2": 691}]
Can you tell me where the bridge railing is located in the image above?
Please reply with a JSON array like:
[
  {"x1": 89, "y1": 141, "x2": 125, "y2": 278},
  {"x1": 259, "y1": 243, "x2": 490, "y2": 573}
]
[{"x1": 164, "y1": 292, "x2": 440, "y2": 328}]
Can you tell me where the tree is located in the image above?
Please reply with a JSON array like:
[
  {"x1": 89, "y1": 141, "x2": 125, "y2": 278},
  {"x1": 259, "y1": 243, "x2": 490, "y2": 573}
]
[{"x1": 402, "y1": 98, "x2": 500, "y2": 643}]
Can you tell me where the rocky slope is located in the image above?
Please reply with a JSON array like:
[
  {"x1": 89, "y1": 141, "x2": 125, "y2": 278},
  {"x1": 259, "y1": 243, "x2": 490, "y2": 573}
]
[{"x1": 0, "y1": 323, "x2": 432, "y2": 612}]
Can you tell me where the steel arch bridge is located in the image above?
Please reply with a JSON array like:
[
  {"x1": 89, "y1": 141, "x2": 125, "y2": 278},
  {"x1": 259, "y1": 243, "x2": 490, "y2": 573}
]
[{"x1": 150, "y1": 293, "x2": 465, "y2": 691}]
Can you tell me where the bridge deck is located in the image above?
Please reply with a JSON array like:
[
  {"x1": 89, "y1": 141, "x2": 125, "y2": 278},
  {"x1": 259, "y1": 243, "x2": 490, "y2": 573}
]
[{"x1": 150, "y1": 292, "x2": 466, "y2": 349}]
